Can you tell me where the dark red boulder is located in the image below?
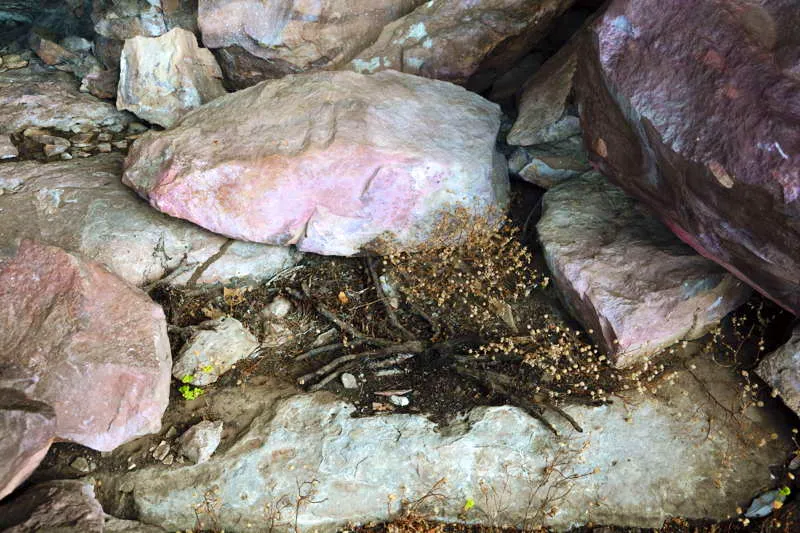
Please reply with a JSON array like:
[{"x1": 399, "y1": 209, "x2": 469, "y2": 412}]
[{"x1": 575, "y1": 0, "x2": 800, "y2": 314}]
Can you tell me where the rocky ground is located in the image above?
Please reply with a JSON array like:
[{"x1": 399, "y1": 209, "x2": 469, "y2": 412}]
[{"x1": 1, "y1": 1, "x2": 799, "y2": 532}]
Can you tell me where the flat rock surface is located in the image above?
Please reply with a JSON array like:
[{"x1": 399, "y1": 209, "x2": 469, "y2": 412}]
[
  {"x1": 96, "y1": 356, "x2": 791, "y2": 531},
  {"x1": 118, "y1": 28, "x2": 226, "y2": 127},
  {"x1": 198, "y1": 0, "x2": 422, "y2": 71},
  {"x1": 538, "y1": 172, "x2": 752, "y2": 367},
  {"x1": 348, "y1": 0, "x2": 573, "y2": 85},
  {"x1": 757, "y1": 325, "x2": 800, "y2": 416},
  {"x1": 0, "y1": 241, "x2": 171, "y2": 451},
  {"x1": 575, "y1": 0, "x2": 800, "y2": 314},
  {"x1": 0, "y1": 155, "x2": 297, "y2": 287},
  {"x1": 123, "y1": 70, "x2": 509, "y2": 256},
  {"x1": 0, "y1": 390, "x2": 56, "y2": 501},
  {"x1": 0, "y1": 68, "x2": 131, "y2": 134}
]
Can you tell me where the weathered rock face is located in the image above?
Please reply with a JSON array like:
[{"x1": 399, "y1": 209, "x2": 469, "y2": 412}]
[
  {"x1": 96, "y1": 356, "x2": 790, "y2": 531},
  {"x1": 0, "y1": 241, "x2": 171, "y2": 451},
  {"x1": 0, "y1": 155, "x2": 298, "y2": 287},
  {"x1": 538, "y1": 172, "x2": 751, "y2": 367},
  {"x1": 757, "y1": 325, "x2": 800, "y2": 416},
  {"x1": 198, "y1": 0, "x2": 422, "y2": 72},
  {"x1": 348, "y1": 0, "x2": 573, "y2": 85},
  {"x1": 0, "y1": 390, "x2": 56, "y2": 501},
  {"x1": 575, "y1": 0, "x2": 800, "y2": 315},
  {"x1": 118, "y1": 28, "x2": 226, "y2": 127},
  {"x1": 123, "y1": 70, "x2": 509, "y2": 256},
  {"x1": 0, "y1": 69, "x2": 131, "y2": 134},
  {"x1": 0, "y1": 480, "x2": 104, "y2": 532}
]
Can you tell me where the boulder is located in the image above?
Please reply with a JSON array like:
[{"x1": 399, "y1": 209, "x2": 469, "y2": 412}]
[
  {"x1": 197, "y1": 0, "x2": 422, "y2": 72},
  {"x1": 537, "y1": 172, "x2": 751, "y2": 367},
  {"x1": 348, "y1": 0, "x2": 573, "y2": 85},
  {"x1": 97, "y1": 356, "x2": 791, "y2": 531},
  {"x1": 508, "y1": 43, "x2": 577, "y2": 146},
  {"x1": 92, "y1": 0, "x2": 168, "y2": 40},
  {"x1": 0, "y1": 69, "x2": 131, "y2": 134},
  {"x1": 177, "y1": 420, "x2": 223, "y2": 464},
  {"x1": 0, "y1": 480, "x2": 104, "y2": 532},
  {"x1": 574, "y1": 0, "x2": 800, "y2": 314},
  {"x1": 757, "y1": 325, "x2": 800, "y2": 416},
  {"x1": 117, "y1": 28, "x2": 226, "y2": 128},
  {"x1": 122, "y1": 70, "x2": 509, "y2": 256},
  {"x1": 172, "y1": 317, "x2": 259, "y2": 386},
  {"x1": 0, "y1": 390, "x2": 56, "y2": 501},
  {"x1": 0, "y1": 241, "x2": 171, "y2": 451},
  {"x1": 0, "y1": 155, "x2": 298, "y2": 287}
]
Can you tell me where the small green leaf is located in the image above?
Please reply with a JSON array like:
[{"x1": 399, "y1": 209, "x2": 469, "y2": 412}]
[
  {"x1": 201, "y1": 365, "x2": 214, "y2": 373},
  {"x1": 463, "y1": 498, "x2": 475, "y2": 511},
  {"x1": 779, "y1": 486, "x2": 791, "y2": 497},
  {"x1": 178, "y1": 385, "x2": 205, "y2": 401},
  {"x1": 181, "y1": 374, "x2": 194, "y2": 384}
]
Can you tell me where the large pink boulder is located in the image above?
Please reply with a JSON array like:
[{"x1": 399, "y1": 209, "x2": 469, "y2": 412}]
[
  {"x1": 122, "y1": 70, "x2": 508, "y2": 256},
  {"x1": 575, "y1": 0, "x2": 800, "y2": 314},
  {"x1": 198, "y1": 0, "x2": 423, "y2": 71},
  {"x1": 0, "y1": 241, "x2": 171, "y2": 451}
]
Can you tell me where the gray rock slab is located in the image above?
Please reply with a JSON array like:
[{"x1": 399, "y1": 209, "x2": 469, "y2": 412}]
[
  {"x1": 98, "y1": 356, "x2": 791, "y2": 531},
  {"x1": 0, "y1": 154, "x2": 298, "y2": 287}
]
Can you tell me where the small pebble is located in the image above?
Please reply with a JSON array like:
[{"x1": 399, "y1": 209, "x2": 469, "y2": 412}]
[
  {"x1": 70, "y1": 457, "x2": 92, "y2": 473},
  {"x1": 97, "y1": 142, "x2": 112, "y2": 152},
  {"x1": 389, "y1": 395, "x2": 410, "y2": 407},
  {"x1": 152, "y1": 440, "x2": 170, "y2": 461},
  {"x1": 112, "y1": 140, "x2": 128, "y2": 149},
  {"x1": 165, "y1": 426, "x2": 178, "y2": 439},
  {"x1": 162, "y1": 453, "x2": 174, "y2": 466},
  {"x1": 97, "y1": 132, "x2": 112, "y2": 142},
  {"x1": 44, "y1": 144, "x2": 69, "y2": 157},
  {"x1": 341, "y1": 373, "x2": 358, "y2": 389},
  {"x1": 265, "y1": 296, "x2": 293, "y2": 318}
]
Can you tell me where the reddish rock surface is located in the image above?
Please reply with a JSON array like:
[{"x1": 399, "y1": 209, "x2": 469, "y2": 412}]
[
  {"x1": 575, "y1": 0, "x2": 800, "y2": 314},
  {"x1": 0, "y1": 390, "x2": 56, "y2": 501},
  {"x1": 122, "y1": 70, "x2": 508, "y2": 256},
  {"x1": 348, "y1": 0, "x2": 573, "y2": 85},
  {"x1": 0, "y1": 241, "x2": 171, "y2": 451}
]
